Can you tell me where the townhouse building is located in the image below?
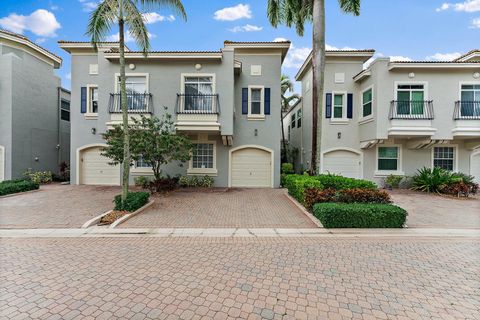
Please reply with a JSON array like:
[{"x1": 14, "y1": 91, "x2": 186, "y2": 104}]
[
  {"x1": 59, "y1": 40, "x2": 290, "y2": 187},
  {"x1": 0, "y1": 30, "x2": 71, "y2": 181},
  {"x1": 284, "y1": 49, "x2": 480, "y2": 184}
]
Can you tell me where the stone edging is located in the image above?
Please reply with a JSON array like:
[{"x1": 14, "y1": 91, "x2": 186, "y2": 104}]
[
  {"x1": 109, "y1": 200, "x2": 155, "y2": 229},
  {"x1": 283, "y1": 190, "x2": 323, "y2": 228},
  {"x1": 81, "y1": 210, "x2": 113, "y2": 229},
  {"x1": 0, "y1": 189, "x2": 41, "y2": 199}
]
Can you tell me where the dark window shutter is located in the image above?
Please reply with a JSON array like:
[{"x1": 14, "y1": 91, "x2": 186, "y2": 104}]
[
  {"x1": 325, "y1": 93, "x2": 332, "y2": 118},
  {"x1": 242, "y1": 88, "x2": 248, "y2": 114},
  {"x1": 347, "y1": 93, "x2": 353, "y2": 119},
  {"x1": 264, "y1": 88, "x2": 271, "y2": 115},
  {"x1": 80, "y1": 87, "x2": 87, "y2": 114}
]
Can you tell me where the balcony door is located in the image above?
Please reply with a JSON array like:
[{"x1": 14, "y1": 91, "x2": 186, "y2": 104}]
[
  {"x1": 396, "y1": 84, "x2": 424, "y2": 115},
  {"x1": 116, "y1": 75, "x2": 147, "y2": 111},
  {"x1": 460, "y1": 84, "x2": 480, "y2": 117},
  {"x1": 183, "y1": 76, "x2": 214, "y2": 112}
]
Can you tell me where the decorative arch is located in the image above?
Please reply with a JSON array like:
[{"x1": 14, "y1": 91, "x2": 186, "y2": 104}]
[
  {"x1": 320, "y1": 147, "x2": 364, "y2": 179},
  {"x1": 228, "y1": 145, "x2": 274, "y2": 188},
  {"x1": 75, "y1": 143, "x2": 108, "y2": 185}
]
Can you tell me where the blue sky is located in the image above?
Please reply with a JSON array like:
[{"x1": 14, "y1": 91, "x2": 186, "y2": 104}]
[{"x1": 1, "y1": 0, "x2": 478, "y2": 91}]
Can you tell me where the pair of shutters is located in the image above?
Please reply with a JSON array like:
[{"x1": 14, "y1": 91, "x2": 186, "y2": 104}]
[
  {"x1": 325, "y1": 93, "x2": 353, "y2": 119},
  {"x1": 242, "y1": 88, "x2": 271, "y2": 115}
]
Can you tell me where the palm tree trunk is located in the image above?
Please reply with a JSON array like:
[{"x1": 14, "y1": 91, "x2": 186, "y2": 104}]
[
  {"x1": 311, "y1": 0, "x2": 325, "y2": 175},
  {"x1": 119, "y1": 15, "x2": 130, "y2": 203},
  {"x1": 281, "y1": 111, "x2": 287, "y2": 163}
]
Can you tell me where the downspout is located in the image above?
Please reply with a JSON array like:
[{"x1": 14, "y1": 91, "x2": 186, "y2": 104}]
[{"x1": 57, "y1": 87, "x2": 61, "y2": 173}]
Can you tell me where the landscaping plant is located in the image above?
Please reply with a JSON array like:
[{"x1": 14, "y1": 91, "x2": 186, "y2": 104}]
[
  {"x1": 281, "y1": 163, "x2": 294, "y2": 174},
  {"x1": 0, "y1": 179, "x2": 39, "y2": 196},
  {"x1": 23, "y1": 170, "x2": 53, "y2": 184},
  {"x1": 304, "y1": 187, "x2": 391, "y2": 210},
  {"x1": 178, "y1": 175, "x2": 215, "y2": 188},
  {"x1": 411, "y1": 167, "x2": 454, "y2": 193},
  {"x1": 114, "y1": 191, "x2": 150, "y2": 212},
  {"x1": 384, "y1": 175, "x2": 403, "y2": 189}
]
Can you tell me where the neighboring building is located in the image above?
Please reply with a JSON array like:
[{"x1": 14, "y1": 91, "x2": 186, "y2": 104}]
[
  {"x1": 59, "y1": 40, "x2": 290, "y2": 187},
  {"x1": 0, "y1": 30, "x2": 71, "y2": 182},
  {"x1": 285, "y1": 49, "x2": 480, "y2": 184}
]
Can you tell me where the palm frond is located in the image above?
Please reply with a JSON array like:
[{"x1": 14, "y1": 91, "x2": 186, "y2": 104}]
[
  {"x1": 338, "y1": 0, "x2": 361, "y2": 15},
  {"x1": 267, "y1": 0, "x2": 282, "y2": 27},
  {"x1": 135, "y1": 0, "x2": 187, "y2": 20},
  {"x1": 124, "y1": 0, "x2": 150, "y2": 55},
  {"x1": 86, "y1": 0, "x2": 119, "y2": 48}
]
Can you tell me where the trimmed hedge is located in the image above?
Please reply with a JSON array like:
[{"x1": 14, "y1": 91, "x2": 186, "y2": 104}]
[
  {"x1": 0, "y1": 179, "x2": 39, "y2": 196},
  {"x1": 282, "y1": 174, "x2": 323, "y2": 203},
  {"x1": 304, "y1": 188, "x2": 391, "y2": 210},
  {"x1": 313, "y1": 203, "x2": 407, "y2": 228},
  {"x1": 114, "y1": 192, "x2": 150, "y2": 212}
]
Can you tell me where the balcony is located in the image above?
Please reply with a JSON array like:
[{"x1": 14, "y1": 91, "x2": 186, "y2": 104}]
[
  {"x1": 175, "y1": 94, "x2": 221, "y2": 132},
  {"x1": 108, "y1": 93, "x2": 153, "y2": 114},
  {"x1": 452, "y1": 101, "x2": 480, "y2": 137},
  {"x1": 387, "y1": 100, "x2": 436, "y2": 137}
]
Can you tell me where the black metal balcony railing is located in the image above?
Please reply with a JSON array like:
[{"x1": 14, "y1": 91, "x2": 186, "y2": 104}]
[
  {"x1": 176, "y1": 94, "x2": 220, "y2": 114},
  {"x1": 108, "y1": 93, "x2": 153, "y2": 113},
  {"x1": 389, "y1": 100, "x2": 434, "y2": 120},
  {"x1": 454, "y1": 101, "x2": 480, "y2": 120}
]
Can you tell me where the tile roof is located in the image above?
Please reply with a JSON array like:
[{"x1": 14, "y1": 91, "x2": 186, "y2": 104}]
[
  {"x1": 224, "y1": 40, "x2": 291, "y2": 44},
  {"x1": 453, "y1": 49, "x2": 480, "y2": 61},
  {"x1": 1, "y1": 29, "x2": 62, "y2": 61}
]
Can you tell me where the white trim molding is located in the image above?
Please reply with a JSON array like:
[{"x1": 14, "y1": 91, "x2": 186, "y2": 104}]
[
  {"x1": 0, "y1": 145, "x2": 5, "y2": 182},
  {"x1": 431, "y1": 144, "x2": 459, "y2": 172},
  {"x1": 85, "y1": 84, "x2": 99, "y2": 118},
  {"x1": 375, "y1": 144, "x2": 405, "y2": 177},
  {"x1": 75, "y1": 143, "x2": 109, "y2": 185},
  {"x1": 320, "y1": 147, "x2": 364, "y2": 179},
  {"x1": 330, "y1": 91, "x2": 349, "y2": 123},
  {"x1": 188, "y1": 137, "x2": 218, "y2": 176},
  {"x1": 471, "y1": 150, "x2": 480, "y2": 183},
  {"x1": 228, "y1": 145, "x2": 274, "y2": 188},
  {"x1": 359, "y1": 85, "x2": 374, "y2": 123},
  {"x1": 114, "y1": 73, "x2": 150, "y2": 93},
  {"x1": 247, "y1": 85, "x2": 265, "y2": 120}
]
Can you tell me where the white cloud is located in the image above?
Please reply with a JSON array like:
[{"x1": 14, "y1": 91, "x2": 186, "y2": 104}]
[
  {"x1": 283, "y1": 45, "x2": 311, "y2": 69},
  {"x1": 389, "y1": 56, "x2": 413, "y2": 62},
  {"x1": 214, "y1": 4, "x2": 252, "y2": 21},
  {"x1": 426, "y1": 52, "x2": 462, "y2": 60},
  {"x1": 436, "y1": 0, "x2": 480, "y2": 12},
  {"x1": 66, "y1": 72, "x2": 71, "y2": 80},
  {"x1": 325, "y1": 44, "x2": 357, "y2": 50},
  {"x1": 107, "y1": 31, "x2": 157, "y2": 43},
  {"x1": 229, "y1": 24, "x2": 262, "y2": 32},
  {"x1": 79, "y1": 0, "x2": 98, "y2": 12},
  {"x1": 273, "y1": 37, "x2": 289, "y2": 42},
  {"x1": 142, "y1": 12, "x2": 175, "y2": 24},
  {"x1": 0, "y1": 9, "x2": 61, "y2": 37},
  {"x1": 36, "y1": 38, "x2": 47, "y2": 44},
  {"x1": 470, "y1": 17, "x2": 480, "y2": 27}
]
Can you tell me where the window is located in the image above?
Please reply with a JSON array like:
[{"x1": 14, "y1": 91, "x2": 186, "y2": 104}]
[
  {"x1": 333, "y1": 94, "x2": 344, "y2": 119},
  {"x1": 378, "y1": 147, "x2": 399, "y2": 171},
  {"x1": 60, "y1": 99, "x2": 70, "y2": 121},
  {"x1": 297, "y1": 109, "x2": 302, "y2": 128},
  {"x1": 183, "y1": 76, "x2": 214, "y2": 112},
  {"x1": 433, "y1": 147, "x2": 455, "y2": 171},
  {"x1": 396, "y1": 84, "x2": 425, "y2": 115},
  {"x1": 136, "y1": 155, "x2": 151, "y2": 168},
  {"x1": 192, "y1": 143, "x2": 214, "y2": 169},
  {"x1": 250, "y1": 88, "x2": 262, "y2": 115},
  {"x1": 291, "y1": 113, "x2": 296, "y2": 128},
  {"x1": 89, "y1": 86, "x2": 98, "y2": 114},
  {"x1": 460, "y1": 84, "x2": 480, "y2": 117},
  {"x1": 362, "y1": 88, "x2": 372, "y2": 118},
  {"x1": 117, "y1": 75, "x2": 147, "y2": 111},
  {"x1": 288, "y1": 124, "x2": 291, "y2": 140}
]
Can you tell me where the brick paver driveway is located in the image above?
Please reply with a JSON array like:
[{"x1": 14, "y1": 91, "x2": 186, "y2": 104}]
[
  {"x1": 122, "y1": 188, "x2": 316, "y2": 228},
  {"x1": 1, "y1": 237, "x2": 479, "y2": 319},
  {"x1": 389, "y1": 190, "x2": 480, "y2": 228},
  {"x1": 0, "y1": 184, "x2": 120, "y2": 228}
]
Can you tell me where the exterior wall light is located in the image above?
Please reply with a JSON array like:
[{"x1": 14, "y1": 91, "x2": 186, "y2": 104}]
[
  {"x1": 473, "y1": 72, "x2": 480, "y2": 79},
  {"x1": 337, "y1": 132, "x2": 341, "y2": 139},
  {"x1": 195, "y1": 64, "x2": 202, "y2": 71},
  {"x1": 408, "y1": 72, "x2": 415, "y2": 79},
  {"x1": 129, "y1": 63, "x2": 136, "y2": 70},
  {"x1": 91, "y1": 128, "x2": 96, "y2": 135}
]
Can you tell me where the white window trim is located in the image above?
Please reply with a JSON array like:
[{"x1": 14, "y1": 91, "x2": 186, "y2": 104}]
[
  {"x1": 188, "y1": 139, "x2": 218, "y2": 176},
  {"x1": 85, "y1": 84, "x2": 98, "y2": 118},
  {"x1": 248, "y1": 85, "x2": 265, "y2": 120},
  {"x1": 297, "y1": 108, "x2": 302, "y2": 127},
  {"x1": 393, "y1": 81, "x2": 428, "y2": 117},
  {"x1": 114, "y1": 73, "x2": 150, "y2": 93},
  {"x1": 375, "y1": 144, "x2": 405, "y2": 176},
  {"x1": 180, "y1": 73, "x2": 216, "y2": 94},
  {"x1": 330, "y1": 91, "x2": 349, "y2": 123},
  {"x1": 431, "y1": 144, "x2": 458, "y2": 172},
  {"x1": 459, "y1": 81, "x2": 480, "y2": 100},
  {"x1": 131, "y1": 156, "x2": 153, "y2": 174},
  {"x1": 359, "y1": 85, "x2": 374, "y2": 123}
]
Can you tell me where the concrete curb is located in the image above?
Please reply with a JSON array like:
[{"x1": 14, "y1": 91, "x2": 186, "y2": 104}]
[
  {"x1": 283, "y1": 190, "x2": 323, "y2": 228},
  {"x1": 81, "y1": 210, "x2": 113, "y2": 229},
  {"x1": 0, "y1": 189, "x2": 41, "y2": 199},
  {"x1": 109, "y1": 200, "x2": 155, "y2": 229}
]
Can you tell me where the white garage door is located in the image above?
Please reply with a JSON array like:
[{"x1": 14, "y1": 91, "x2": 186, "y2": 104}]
[
  {"x1": 323, "y1": 150, "x2": 362, "y2": 179},
  {"x1": 231, "y1": 147, "x2": 272, "y2": 188},
  {"x1": 471, "y1": 151, "x2": 480, "y2": 184},
  {"x1": 80, "y1": 147, "x2": 120, "y2": 185},
  {"x1": 0, "y1": 146, "x2": 4, "y2": 182}
]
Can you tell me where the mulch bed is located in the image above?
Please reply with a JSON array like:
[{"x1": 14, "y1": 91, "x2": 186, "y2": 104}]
[{"x1": 98, "y1": 210, "x2": 128, "y2": 225}]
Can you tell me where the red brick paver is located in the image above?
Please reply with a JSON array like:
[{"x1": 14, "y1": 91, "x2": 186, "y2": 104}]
[
  {"x1": 0, "y1": 184, "x2": 121, "y2": 228},
  {"x1": 1, "y1": 237, "x2": 479, "y2": 319},
  {"x1": 389, "y1": 189, "x2": 480, "y2": 228},
  {"x1": 122, "y1": 188, "x2": 317, "y2": 228}
]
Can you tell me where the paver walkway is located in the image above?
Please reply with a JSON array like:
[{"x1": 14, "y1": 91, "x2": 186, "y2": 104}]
[
  {"x1": 0, "y1": 184, "x2": 120, "y2": 229},
  {"x1": 122, "y1": 188, "x2": 317, "y2": 228},
  {"x1": 1, "y1": 237, "x2": 479, "y2": 320},
  {"x1": 389, "y1": 190, "x2": 480, "y2": 228}
]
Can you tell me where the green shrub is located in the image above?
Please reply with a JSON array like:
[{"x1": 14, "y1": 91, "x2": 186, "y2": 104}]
[
  {"x1": 316, "y1": 174, "x2": 377, "y2": 190},
  {"x1": 304, "y1": 188, "x2": 391, "y2": 210},
  {"x1": 304, "y1": 188, "x2": 337, "y2": 209},
  {"x1": 134, "y1": 176, "x2": 151, "y2": 189},
  {"x1": 200, "y1": 175, "x2": 215, "y2": 187},
  {"x1": 178, "y1": 176, "x2": 190, "y2": 187},
  {"x1": 313, "y1": 203, "x2": 407, "y2": 228},
  {"x1": 0, "y1": 179, "x2": 39, "y2": 196},
  {"x1": 412, "y1": 167, "x2": 455, "y2": 193},
  {"x1": 178, "y1": 175, "x2": 214, "y2": 188},
  {"x1": 384, "y1": 175, "x2": 403, "y2": 189},
  {"x1": 114, "y1": 192, "x2": 150, "y2": 212},
  {"x1": 282, "y1": 175, "x2": 323, "y2": 204},
  {"x1": 281, "y1": 163, "x2": 294, "y2": 174},
  {"x1": 23, "y1": 170, "x2": 52, "y2": 184}
]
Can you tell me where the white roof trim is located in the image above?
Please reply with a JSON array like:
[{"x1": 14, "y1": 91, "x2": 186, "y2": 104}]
[
  {"x1": 104, "y1": 51, "x2": 223, "y2": 60},
  {"x1": 388, "y1": 62, "x2": 480, "y2": 70},
  {"x1": 353, "y1": 69, "x2": 372, "y2": 82}
]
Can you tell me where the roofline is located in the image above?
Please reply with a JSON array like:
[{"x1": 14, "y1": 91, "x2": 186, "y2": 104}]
[
  {"x1": 388, "y1": 61, "x2": 480, "y2": 70},
  {"x1": 58, "y1": 41, "x2": 130, "y2": 53},
  {"x1": 295, "y1": 50, "x2": 375, "y2": 80},
  {"x1": 283, "y1": 97, "x2": 302, "y2": 119},
  {"x1": 453, "y1": 49, "x2": 480, "y2": 62},
  {"x1": 353, "y1": 69, "x2": 372, "y2": 82},
  {"x1": 1, "y1": 29, "x2": 62, "y2": 68},
  {"x1": 104, "y1": 50, "x2": 223, "y2": 60},
  {"x1": 224, "y1": 40, "x2": 291, "y2": 63}
]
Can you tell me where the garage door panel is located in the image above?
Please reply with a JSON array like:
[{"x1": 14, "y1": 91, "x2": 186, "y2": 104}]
[
  {"x1": 471, "y1": 152, "x2": 480, "y2": 184},
  {"x1": 231, "y1": 148, "x2": 272, "y2": 188},
  {"x1": 81, "y1": 147, "x2": 120, "y2": 185},
  {"x1": 323, "y1": 150, "x2": 361, "y2": 179},
  {"x1": 0, "y1": 146, "x2": 4, "y2": 182}
]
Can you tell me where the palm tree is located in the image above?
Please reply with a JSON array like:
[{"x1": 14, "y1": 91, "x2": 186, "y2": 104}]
[
  {"x1": 86, "y1": 0, "x2": 186, "y2": 203},
  {"x1": 268, "y1": 0, "x2": 360, "y2": 174},
  {"x1": 280, "y1": 74, "x2": 299, "y2": 163}
]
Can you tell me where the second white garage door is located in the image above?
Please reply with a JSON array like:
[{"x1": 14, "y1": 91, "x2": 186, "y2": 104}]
[
  {"x1": 80, "y1": 146, "x2": 120, "y2": 185},
  {"x1": 0, "y1": 146, "x2": 4, "y2": 182},
  {"x1": 471, "y1": 151, "x2": 480, "y2": 184},
  {"x1": 323, "y1": 150, "x2": 362, "y2": 179},
  {"x1": 231, "y1": 147, "x2": 272, "y2": 188}
]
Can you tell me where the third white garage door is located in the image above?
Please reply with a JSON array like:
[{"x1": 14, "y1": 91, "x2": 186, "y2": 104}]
[
  {"x1": 471, "y1": 151, "x2": 480, "y2": 184},
  {"x1": 323, "y1": 150, "x2": 362, "y2": 179},
  {"x1": 80, "y1": 146, "x2": 120, "y2": 185},
  {"x1": 230, "y1": 147, "x2": 272, "y2": 188}
]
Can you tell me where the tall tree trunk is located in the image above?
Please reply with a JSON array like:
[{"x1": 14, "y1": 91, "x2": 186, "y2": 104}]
[
  {"x1": 311, "y1": 0, "x2": 325, "y2": 175},
  {"x1": 280, "y1": 103, "x2": 287, "y2": 163},
  {"x1": 119, "y1": 15, "x2": 130, "y2": 203}
]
